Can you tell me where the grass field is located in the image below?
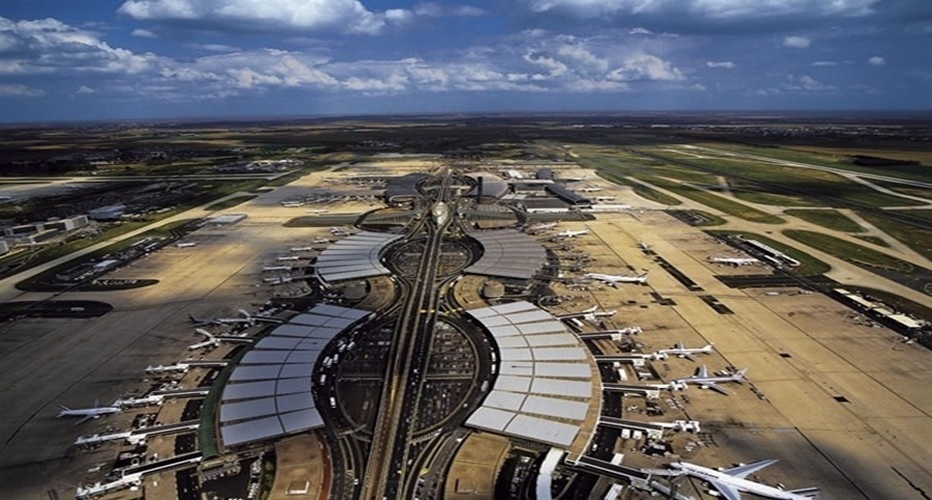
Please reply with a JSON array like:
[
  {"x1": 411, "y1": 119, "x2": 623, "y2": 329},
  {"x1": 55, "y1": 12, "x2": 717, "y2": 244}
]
[
  {"x1": 706, "y1": 230, "x2": 830, "y2": 275},
  {"x1": 857, "y1": 211, "x2": 932, "y2": 262},
  {"x1": 697, "y1": 142, "x2": 930, "y2": 183},
  {"x1": 869, "y1": 180, "x2": 932, "y2": 201},
  {"x1": 785, "y1": 209, "x2": 865, "y2": 233},
  {"x1": 855, "y1": 235, "x2": 891, "y2": 247},
  {"x1": 596, "y1": 171, "x2": 682, "y2": 206},
  {"x1": 784, "y1": 229, "x2": 932, "y2": 296},
  {"x1": 640, "y1": 176, "x2": 785, "y2": 224},
  {"x1": 639, "y1": 146, "x2": 925, "y2": 208}
]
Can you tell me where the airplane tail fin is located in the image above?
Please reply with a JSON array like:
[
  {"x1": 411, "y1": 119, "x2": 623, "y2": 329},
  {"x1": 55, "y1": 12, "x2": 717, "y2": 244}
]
[
  {"x1": 58, "y1": 405, "x2": 71, "y2": 415},
  {"x1": 736, "y1": 368, "x2": 748, "y2": 377}
]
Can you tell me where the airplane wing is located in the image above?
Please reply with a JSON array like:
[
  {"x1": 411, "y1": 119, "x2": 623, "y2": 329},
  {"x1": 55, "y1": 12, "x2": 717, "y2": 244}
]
[
  {"x1": 706, "y1": 382, "x2": 730, "y2": 395},
  {"x1": 683, "y1": 353, "x2": 697, "y2": 362},
  {"x1": 788, "y1": 487, "x2": 821, "y2": 498},
  {"x1": 706, "y1": 479, "x2": 742, "y2": 500},
  {"x1": 722, "y1": 459, "x2": 778, "y2": 478},
  {"x1": 74, "y1": 415, "x2": 93, "y2": 426},
  {"x1": 696, "y1": 365, "x2": 709, "y2": 378}
]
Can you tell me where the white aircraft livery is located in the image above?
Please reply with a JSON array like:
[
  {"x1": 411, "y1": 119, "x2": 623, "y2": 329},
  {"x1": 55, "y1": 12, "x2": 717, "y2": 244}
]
[
  {"x1": 672, "y1": 365, "x2": 747, "y2": 395},
  {"x1": 57, "y1": 400, "x2": 121, "y2": 424},
  {"x1": 670, "y1": 459, "x2": 820, "y2": 500},
  {"x1": 652, "y1": 342, "x2": 715, "y2": 361},
  {"x1": 584, "y1": 272, "x2": 649, "y2": 286}
]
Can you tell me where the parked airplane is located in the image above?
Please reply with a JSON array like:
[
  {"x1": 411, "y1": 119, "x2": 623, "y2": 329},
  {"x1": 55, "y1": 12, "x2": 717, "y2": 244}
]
[
  {"x1": 57, "y1": 400, "x2": 121, "y2": 424},
  {"x1": 188, "y1": 329, "x2": 220, "y2": 350},
  {"x1": 584, "y1": 272, "x2": 648, "y2": 286},
  {"x1": 709, "y1": 255, "x2": 760, "y2": 266},
  {"x1": 673, "y1": 365, "x2": 747, "y2": 395},
  {"x1": 652, "y1": 342, "x2": 715, "y2": 362},
  {"x1": 525, "y1": 222, "x2": 559, "y2": 234},
  {"x1": 188, "y1": 310, "x2": 255, "y2": 327},
  {"x1": 669, "y1": 460, "x2": 820, "y2": 500},
  {"x1": 551, "y1": 229, "x2": 589, "y2": 240},
  {"x1": 577, "y1": 187, "x2": 602, "y2": 192},
  {"x1": 557, "y1": 306, "x2": 616, "y2": 324}
]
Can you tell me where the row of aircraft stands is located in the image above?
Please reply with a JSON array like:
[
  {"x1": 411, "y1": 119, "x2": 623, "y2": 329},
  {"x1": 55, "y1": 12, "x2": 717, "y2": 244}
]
[
  {"x1": 218, "y1": 304, "x2": 369, "y2": 448},
  {"x1": 465, "y1": 301, "x2": 600, "y2": 449},
  {"x1": 314, "y1": 231, "x2": 404, "y2": 284},
  {"x1": 464, "y1": 229, "x2": 547, "y2": 280}
]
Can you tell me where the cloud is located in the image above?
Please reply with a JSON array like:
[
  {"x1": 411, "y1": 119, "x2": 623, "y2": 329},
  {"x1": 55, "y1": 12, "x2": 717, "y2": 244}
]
[
  {"x1": 706, "y1": 61, "x2": 735, "y2": 68},
  {"x1": 0, "y1": 16, "x2": 160, "y2": 75},
  {"x1": 629, "y1": 27, "x2": 653, "y2": 35},
  {"x1": 868, "y1": 56, "x2": 885, "y2": 66},
  {"x1": 811, "y1": 60, "x2": 838, "y2": 66},
  {"x1": 131, "y1": 28, "x2": 157, "y2": 38},
  {"x1": 783, "y1": 36, "x2": 810, "y2": 48},
  {"x1": 117, "y1": 0, "x2": 404, "y2": 35},
  {"x1": 0, "y1": 15, "x2": 688, "y2": 102},
  {"x1": 520, "y1": 0, "x2": 878, "y2": 20},
  {"x1": 0, "y1": 83, "x2": 44, "y2": 97},
  {"x1": 413, "y1": 3, "x2": 485, "y2": 18}
]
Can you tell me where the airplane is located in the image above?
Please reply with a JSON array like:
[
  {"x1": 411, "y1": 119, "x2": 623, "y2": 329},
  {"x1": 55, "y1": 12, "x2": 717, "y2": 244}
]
[
  {"x1": 552, "y1": 229, "x2": 589, "y2": 240},
  {"x1": 557, "y1": 306, "x2": 616, "y2": 324},
  {"x1": 577, "y1": 187, "x2": 602, "y2": 192},
  {"x1": 652, "y1": 342, "x2": 715, "y2": 362},
  {"x1": 584, "y1": 272, "x2": 648, "y2": 286},
  {"x1": 525, "y1": 222, "x2": 559, "y2": 234},
  {"x1": 188, "y1": 310, "x2": 255, "y2": 327},
  {"x1": 593, "y1": 196, "x2": 617, "y2": 202},
  {"x1": 277, "y1": 255, "x2": 301, "y2": 261},
  {"x1": 57, "y1": 400, "x2": 121, "y2": 425},
  {"x1": 263, "y1": 276, "x2": 294, "y2": 285},
  {"x1": 709, "y1": 255, "x2": 760, "y2": 266},
  {"x1": 669, "y1": 460, "x2": 820, "y2": 500},
  {"x1": 672, "y1": 365, "x2": 747, "y2": 395},
  {"x1": 187, "y1": 329, "x2": 220, "y2": 350}
]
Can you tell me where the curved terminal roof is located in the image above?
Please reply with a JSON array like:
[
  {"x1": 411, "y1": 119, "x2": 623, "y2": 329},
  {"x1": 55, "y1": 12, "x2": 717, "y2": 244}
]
[
  {"x1": 545, "y1": 184, "x2": 591, "y2": 206},
  {"x1": 315, "y1": 231, "x2": 404, "y2": 283},
  {"x1": 384, "y1": 173, "x2": 426, "y2": 204},
  {"x1": 466, "y1": 230, "x2": 546, "y2": 280},
  {"x1": 465, "y1": 301, "x2": 596, "y2": 448},
  {"x1": 218, "y1": 304, "x2": 368, "y2": 448},
  {"x1": 465, "y1": 173, "x2": 509, "y2": 201}
]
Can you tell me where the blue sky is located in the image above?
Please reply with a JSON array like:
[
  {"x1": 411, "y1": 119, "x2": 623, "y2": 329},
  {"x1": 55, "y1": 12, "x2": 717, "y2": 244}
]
[{"x1": 0, "y1": 0, "x2": 929, "y2": 122}]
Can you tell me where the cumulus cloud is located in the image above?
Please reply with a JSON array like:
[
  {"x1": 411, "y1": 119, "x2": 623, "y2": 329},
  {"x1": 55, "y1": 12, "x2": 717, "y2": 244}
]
[
  {"x1": 0, "y1": 15, "x2": 689, "y2": 101},
  {"x1": 783, "y1": 36, "x2": 810, "y2": 48},
  {"x1": 131, "y1": 28, "x2": 157, "y2": 38},
  {"x1": 521, "y1": 0, "x2": 878, "y2": 20},
  {"x1": 868, "y1": 56, "x2": 885, "y2": 66},
  {"x1": 0, "y1": 16, "x2": 160, "y2": 75},
  {"x1": 413, "y1": 3, "x2": 485, "y2": 18},
  {"x1": 0, "y1": 83, "x2": 44, "y2": 96},
  {"x1": 706, "y1": 61, "x2": 735, "y2": 68},
  {"x1": 118, "y1": 0, "x2": 403, "y2": 35}
]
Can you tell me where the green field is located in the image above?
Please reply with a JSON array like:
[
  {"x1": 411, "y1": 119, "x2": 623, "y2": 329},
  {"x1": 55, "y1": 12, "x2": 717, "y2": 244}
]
[
  {"x1": 855, "y1": 235, "x2": 891, "y2": 247},
  {"x1": 785, "y1": 209, "x2": 865, "y2": 233},
  {"x1": 784, "y1": 229, "x2": 932, "y2": 295},
  {"x1": 639, "y1": 176, "x2": 785, "y2": 224},
  {"x1": 596, "y1": 171, "x2": 682, "y2": 206},
  {"x1": 857, "y1": 211, "x2": 932, "y2": 261},
  {"x1": 638, "y1": 147, "x2": 925, "y2": 208}
]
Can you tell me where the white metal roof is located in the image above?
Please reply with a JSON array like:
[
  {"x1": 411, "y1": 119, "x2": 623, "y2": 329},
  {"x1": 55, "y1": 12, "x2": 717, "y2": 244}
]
[
  {"x1": 219, "y1": 304, "x2": 365, "y2": 448},
  {"x1": 464, "y1": 300, "x2": 596, "y2": 449}
]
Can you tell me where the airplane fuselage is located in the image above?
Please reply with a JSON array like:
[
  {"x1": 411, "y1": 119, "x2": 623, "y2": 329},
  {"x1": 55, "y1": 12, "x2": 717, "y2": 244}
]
[{"x1": 673, "y1": 463, "x2": 813, "y2": 500}]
